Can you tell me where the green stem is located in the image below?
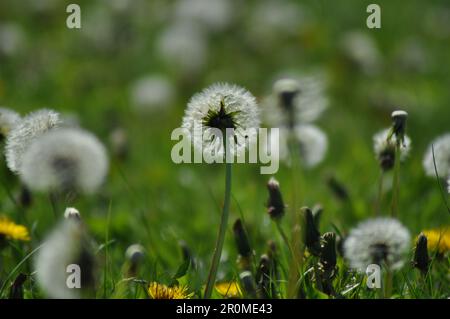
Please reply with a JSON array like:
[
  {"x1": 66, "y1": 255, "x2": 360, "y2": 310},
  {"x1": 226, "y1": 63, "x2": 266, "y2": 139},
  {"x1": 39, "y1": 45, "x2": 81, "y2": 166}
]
[
  {"x1": 390, "y1": 144, "x2": 401, "y2": 217},
  {"x1": 384, "y1": 269, "x2": 393, "y2": 298},
  {"x1": 375, "y1": 170, "x2": 384, "y2": 216},
  {"x1": 204, "y1": 161, "x2": 232, "y2": 299}
]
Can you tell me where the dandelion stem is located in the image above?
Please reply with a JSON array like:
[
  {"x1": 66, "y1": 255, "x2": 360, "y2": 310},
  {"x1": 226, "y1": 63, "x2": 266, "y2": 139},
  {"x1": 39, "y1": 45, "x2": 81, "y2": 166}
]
[
  {"x1": 384, "y1": 269, "x2": 393, "y2": 298},
  {"x1": 375, "y1": 170, "x2": 384, "y2": 216},
  {"x1": 390, "y1": 143, "x2": 401, "y2": 217},
  {"x1": 204, "y1": 159, "x2": 232, "y2": 299}
]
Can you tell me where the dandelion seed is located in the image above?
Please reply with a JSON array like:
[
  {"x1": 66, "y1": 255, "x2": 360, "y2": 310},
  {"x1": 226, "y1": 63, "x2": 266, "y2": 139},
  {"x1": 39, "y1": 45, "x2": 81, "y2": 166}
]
[
  {"x1": 147, "y1": 282, "x2": 193, "y2": 299},
  {"x1": 423, "y1": 133, "x2": 450, "y2": 178},
  {"x1": 263, "y1": 74, "x2": 328, "y2": 128},
  {"x1": 130, "y1": 75, "x2": 174, "y2": 113},
  {"x1": 0, "y1": 107, "x2": 20, "y2": 137},
  {"x1": 34, "y1": 218, "x2": 95, "y2": 299},
  {"x1": 0, "y1": 216, "x2": 30, "y2": 242},
  {"x1": 5, "y1": 109, "x2": 61, "y2": 173},
  {"x1": 182, "y1": 82, "x2": 260, "y2": 158},
  {"x1": 215, "y1": 281, "x2": 242, "y2": 298},
  {"x1": 19, "y1": 128, "x2": 109, "y2": 194},
  {"x1": 373, "y1": 128, "x2": 411, "y2": 171},
  {"x1": 343, "y1": 218, "x2": 410, "y2": 271},
  {"x1": 421, "y1": 227, "x2": 450, "y2": 254}
]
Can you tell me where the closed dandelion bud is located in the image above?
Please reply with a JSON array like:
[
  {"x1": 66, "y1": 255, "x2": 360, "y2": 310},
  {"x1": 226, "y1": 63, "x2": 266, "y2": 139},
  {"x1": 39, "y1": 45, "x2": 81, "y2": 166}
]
[
  {"x1": 326, "y1": 175, "x2": 349, "y2": 201},
  {"x1": 303, "y1": 207, "x2": 321, "y2": 256},
  {"x1": 266, "y1": 177, "x2": 285, "y2": 220},
  {"x1": 18, "y1": 185, "x2": 32, "y2": 208},
  {"x1": 239, "y1": 271, "x2": 257, "y2": 299},
  {"x1": 233, "y1": 219, "x2": 252, "y2": 258},
  {"x1": 391, "y1": 110, "x2": 408, "y2": 145},
  {"x1": 312, "y1": 204, "x2": 323, "y2": 229},
  {"x1": 64, "y1": 207, "x2": 81, "y2": 220},
  {"x1": 412, "y1": 233, "x2": 430, "y2": 275},
  {"x1": 320, "y1": 232, "x2": 337, "y2": 273},
  {"x1": 256, "y1": 254, "x2": 271, "y2": 299}
]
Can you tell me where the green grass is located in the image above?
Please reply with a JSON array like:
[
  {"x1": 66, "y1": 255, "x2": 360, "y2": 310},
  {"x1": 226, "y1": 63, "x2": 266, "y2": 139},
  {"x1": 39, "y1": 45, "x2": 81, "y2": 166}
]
[{"x1": 0, "y1": 0, "x2": 449, "y2": 299}]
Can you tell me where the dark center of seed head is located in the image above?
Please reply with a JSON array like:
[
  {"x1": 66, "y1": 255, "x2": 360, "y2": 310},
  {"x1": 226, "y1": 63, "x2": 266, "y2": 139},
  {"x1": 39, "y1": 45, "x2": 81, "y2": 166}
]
[
  {"x1": 203, "y1": 99, "x2": 237, "y2": 132},
  {"x1": 370, "y1": 243, "x2": 389, "y2": 265}
]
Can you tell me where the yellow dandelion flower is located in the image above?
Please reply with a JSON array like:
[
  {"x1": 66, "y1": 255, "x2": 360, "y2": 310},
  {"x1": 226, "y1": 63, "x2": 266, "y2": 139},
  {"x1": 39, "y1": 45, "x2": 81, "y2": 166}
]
[
  {"x1": 148, "y1": 282, "x2": 193, "y2": 299},
  {"x1": 0, "y1": 216, "x2": 30, "y2": 241},
  {"x1": 215, "y1": 281, "x2": 242, "y2": 298},
  {"x1": 421, "y1": 227, "x2": 450, "y2": 254}
]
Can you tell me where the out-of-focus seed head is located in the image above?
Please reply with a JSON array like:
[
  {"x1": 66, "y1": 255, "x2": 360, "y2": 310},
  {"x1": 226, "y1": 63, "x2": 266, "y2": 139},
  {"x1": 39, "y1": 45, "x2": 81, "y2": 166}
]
[
  {"x1": 390, "y1": 110, "x2": 408, "y2": 146},
  {"x1": 64, "y1": 207, "x2": 81, "y2": 221},
  {"x1": 239, "y1": 270, "x2": 257, "y2": 299},
  {"x1": 125, "y1": 244, "x2": 145, "y2": 265}
]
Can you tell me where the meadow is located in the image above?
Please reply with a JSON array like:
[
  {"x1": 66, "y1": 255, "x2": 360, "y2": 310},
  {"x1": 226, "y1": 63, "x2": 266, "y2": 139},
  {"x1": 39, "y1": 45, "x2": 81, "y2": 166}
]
[{"x1": 0, "y1": 0, "x2": 449, "y2": 299}]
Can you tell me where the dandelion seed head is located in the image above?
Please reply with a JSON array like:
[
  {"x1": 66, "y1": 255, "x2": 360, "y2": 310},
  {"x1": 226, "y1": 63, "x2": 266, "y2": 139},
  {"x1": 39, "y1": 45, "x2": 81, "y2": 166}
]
[
  {"x1": 339, "y1": 31, "x2": 381, "y2": 75},
  {"x1": 344, "y1": 218, "x2": 410, "y2": 272},
  {"x1": 0, "y1": 107, "x2": 20, "y2": 136},
  {"x1": 130, "y1": 75, "x2": 174, "y2": 112},
  {"x1": 35, "y1": 219, "x2": 94, "y2": 299},
  {"x1": 157, "y1": 22, "x2": 207, "y2": 74},
  {"x1": 182, "y1": 83, "x2": 260, "y2": 157},
  {"x1": 263, "y1": 74, "x2": 328, "y2": 128},
  {"x1": 0, "y1": 23, "x2": 25, "y2": 56},
  {"x1": 373, "y1": 128, "x2": 411, "y2": 171},
  {"x1": 423, "y1": 133, "x2": 450, "y2": 178},
  {"x1": 64, "y1": 207, "x2": 81, "y2": 220},
  {"x1": 5, "y1": 109, "x2": 61, "y2": 173},
  {"x1": 20, "y1": 128, "x2": 109, "y2": 194}
]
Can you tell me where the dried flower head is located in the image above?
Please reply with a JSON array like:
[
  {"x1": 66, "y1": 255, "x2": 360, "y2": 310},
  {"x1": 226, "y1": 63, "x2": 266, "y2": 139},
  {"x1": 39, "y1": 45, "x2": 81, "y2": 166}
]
[
  {"x1": 34, "y1": 219, "x2": 96, "y2": 299},
  {"x1": 19, "y1": 128, "x2": 109, "y2": 194},
  {"x1": 182, "y1": 83, "x2": 260, "y2": 158},
  {"x1": 5, "y1": 109, "x2": 61, "y2": 173},
  {"x1": 0, "y1": 107, "x2": 20, "y2": 137},
  {"x1": 423, "y1": 133, "x2": 450, "y2": 178},
  {"x1": 373, "y1": 128, "x2": 411, "y2": 171},
  {"x1": 344, "y1": 218, "x2": 410, "y2": 271}
]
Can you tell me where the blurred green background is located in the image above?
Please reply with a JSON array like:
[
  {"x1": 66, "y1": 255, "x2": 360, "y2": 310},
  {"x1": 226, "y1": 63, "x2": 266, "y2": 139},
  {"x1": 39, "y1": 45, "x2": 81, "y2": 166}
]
[{"x1": 0, "y1": 0, "x2": 449, "y2": 296}]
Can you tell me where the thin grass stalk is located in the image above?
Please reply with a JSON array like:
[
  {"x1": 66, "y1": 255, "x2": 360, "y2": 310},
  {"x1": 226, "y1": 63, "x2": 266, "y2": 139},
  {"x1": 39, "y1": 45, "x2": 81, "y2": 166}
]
[{"x1": 390, "y1": 143, "x2": 401, "y2": 217}]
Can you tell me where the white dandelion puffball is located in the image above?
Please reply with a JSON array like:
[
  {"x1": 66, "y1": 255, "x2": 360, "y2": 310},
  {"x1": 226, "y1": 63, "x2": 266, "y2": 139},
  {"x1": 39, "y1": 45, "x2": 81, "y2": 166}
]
[
  {"x1": 344, "y1": 218, "x2": 411, "y2": 272},
  {"x1": 35, "y1": 219, "x2": 94, "y2": 299},
  {"x1": 262, "y1": 74, "x2": 329, "y2": 128},
  {"x1": 0, "y1": 107, "x2": 21, "y2": 136},
  {"x1": 157, "y1": 22, "x2": 207, "y2": 74},
  {"x1": 423, "y1": 133, "x2": 450, "y2": 178},
  {"x1": 339, "y1": 31, "x2": 381, "y2": 75},
  {"x1": 19, "y1": 128, "x2": 109, "y2": 194},
  {"x1": 182, "y1": 83, "x2": 260, "y2": 158},
  {"x1": 174, "y1": 0, "x2": 233, "y2": 32},
  {"x1": 5, "y1": 109, "x2": 61, "y2": 173},
  {"x1": 267, "y1": 125, "x2": 328, "y2": 168},
  {"x1": 0, "y1": 23, "x2": 25, "y2": 56},
  {"x1": 373, "y1": 128, "x2": 411, "y2": 171},
  {"x1": 130, "y1": 75, "x2": 174, "y2": 112}
]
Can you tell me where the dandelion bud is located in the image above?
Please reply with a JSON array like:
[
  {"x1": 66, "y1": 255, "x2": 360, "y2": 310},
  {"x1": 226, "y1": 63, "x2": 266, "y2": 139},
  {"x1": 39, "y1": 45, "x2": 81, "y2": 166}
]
[
  {"x1": 303, "y1": 207, "x2": 321, "y2": 256},
  {"x1": 256, "y1": 254, "x2": 271, "y2": 299},
  {"x1": 126, "y1": 244, "x2": 145, "y2": 265},
  {"x1": 391, "y1": 110, "x2": 408, "y2": 146},
  {"x1": 326, "y1": 174, "x2": 349, "y2": 201},
  {"x1": 319, "y1": 232, "x2": 337, "y2": 273},
  {"x1": 18, "y1": 185, "x2": 32, "y2": 208},
  {"x1": 266, "y1": 177, "x2": 285, "y2": 220},
  {"x1": 64, "y1": 207, "x2": 81, "y2": 220},
  {"x1": 239, "y1": 271, "x2": 257, "y2": 299},
  {"x1": 233, "y1": 219, "x2": 252, "y2": 259},
  {"x1": 412, "y1": 233, "x2": 430, "y2": 275}
]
